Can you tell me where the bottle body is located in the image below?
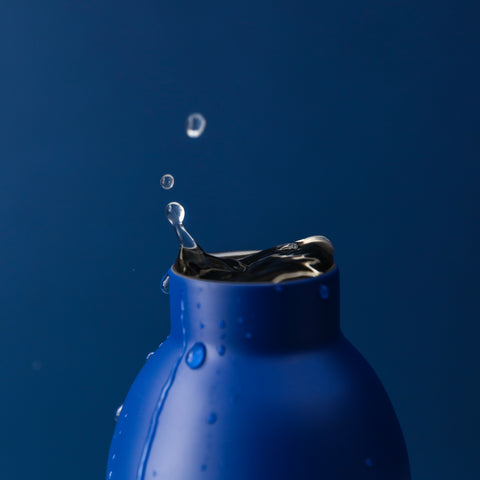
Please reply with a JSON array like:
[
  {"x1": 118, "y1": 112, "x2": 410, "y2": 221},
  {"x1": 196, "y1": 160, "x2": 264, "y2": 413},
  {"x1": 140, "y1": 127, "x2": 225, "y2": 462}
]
[{"x1": 107, "y1": 266, "x2": 410, "y2": 479}]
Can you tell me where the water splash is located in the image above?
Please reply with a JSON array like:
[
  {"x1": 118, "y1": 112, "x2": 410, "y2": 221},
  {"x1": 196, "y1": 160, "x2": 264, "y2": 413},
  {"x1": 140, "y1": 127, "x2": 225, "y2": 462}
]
[{"x1": 165, "y1": 202, "x2": 196, "y2": 249}]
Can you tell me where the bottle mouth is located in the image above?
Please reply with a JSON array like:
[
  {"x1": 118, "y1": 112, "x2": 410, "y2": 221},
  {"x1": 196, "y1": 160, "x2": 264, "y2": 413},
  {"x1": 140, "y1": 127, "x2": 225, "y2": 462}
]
[{"x1": 170, "y1": 250, "x2": 338, "y2": 287}]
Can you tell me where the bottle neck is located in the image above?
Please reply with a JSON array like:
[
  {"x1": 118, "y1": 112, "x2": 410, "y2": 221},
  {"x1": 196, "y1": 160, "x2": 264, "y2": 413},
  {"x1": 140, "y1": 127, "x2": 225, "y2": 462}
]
[{"x1": 168, "y1": 266, "x2": 340, "y2": 353}]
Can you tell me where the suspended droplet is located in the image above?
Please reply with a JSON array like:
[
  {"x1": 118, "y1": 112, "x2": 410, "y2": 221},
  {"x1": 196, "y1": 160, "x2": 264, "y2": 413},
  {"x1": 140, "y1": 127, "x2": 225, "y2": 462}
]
[
  {"x1": 186, "y1": 342, "x2": 206, "y2": 369},
  {"x1": 320, "y1": 284, "x2": 329, "y2": 300},
  {"x1": 161, "y1": 273, "x2": 170, "y2": 294},
  {"x1": 186, "y1": 113, "x2": 206, "y2": 138},
  {"x1": 217, "y1": 345, "x2": 226, "y2": 356},
  {"x1": 207, "y1": 412, "x2": 217, "y2": 424},
  {"x1": 165, "y1": 202, "x2": 196, "y2": 249},
  {"x1": 160, "y1": 174, "x2": 174, "y2": 190},
  {"x1": 114, "y1": 404, "x2": 123, "y2": 422},
  {"x1": 146, "y1": 352, "x2": 154, "y2": 361}
]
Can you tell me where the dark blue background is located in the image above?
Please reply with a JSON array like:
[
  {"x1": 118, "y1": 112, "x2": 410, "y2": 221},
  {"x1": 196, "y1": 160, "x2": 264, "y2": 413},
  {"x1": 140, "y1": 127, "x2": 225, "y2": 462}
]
[{"x1": 1, "y1": 1, "x2": 478, "y2": 478}]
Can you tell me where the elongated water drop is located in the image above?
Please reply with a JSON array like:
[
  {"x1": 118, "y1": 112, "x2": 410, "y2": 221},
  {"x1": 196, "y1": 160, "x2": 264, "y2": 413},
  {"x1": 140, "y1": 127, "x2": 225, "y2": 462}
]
[
  {"x1": 146, "y1": 352, "x2": 154, "y2": 361},
  {"x1": 165, "y1": 202, "x2": 196, "y2": 249},
  {"x1": 114, "y1": 404, "x2": 123, "y2": 422},
  {"x1": 160, "y1": 174, "x2": 174, "y2": 190},
  {"x1": 161, "y1": 273, "x2": 170, "y2": 294},
  {"x1": 186, "y1": 113, "x2": 206, "y2": 138}
]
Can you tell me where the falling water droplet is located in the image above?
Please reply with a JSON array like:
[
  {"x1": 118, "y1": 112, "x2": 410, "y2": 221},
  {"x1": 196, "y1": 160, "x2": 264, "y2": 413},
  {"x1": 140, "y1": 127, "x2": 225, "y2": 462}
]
[
  {"x1": 146, "y1": 352, "x2": 154, "y2": 361},
  {"x1": 114, "y1": 404, "x2": 123, "y2": 422},
  {"x1": 186, "y1": 342, "x2": 206, "y2": 369},
  {"x1": 320, "y1": 284, "x2": 329, "y2": 300},
  {"x1": 161, "y1": 273, "x2": 170, "y2": 294},
  {"x1": 160, "y1": 174, "x2": 174, "y2": 190},
  {"x1": 186, "y1": 113, "x2": 206, "y2": 138},
  {"x1": 165, "y1": 202, "x2": 196, "y2": 249},
  {"x1": 207, "y1": 412, "x2": 217, "y2": 424},
  {"x1": 217, "y1": 345, "x2": 226, "y2": 356}
]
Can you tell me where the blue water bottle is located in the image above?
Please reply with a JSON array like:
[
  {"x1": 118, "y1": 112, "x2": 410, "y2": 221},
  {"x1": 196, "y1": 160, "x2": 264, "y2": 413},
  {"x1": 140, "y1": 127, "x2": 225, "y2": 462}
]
[{"x1": 107, "y1": 261, "x2": 410, "y2": 479}]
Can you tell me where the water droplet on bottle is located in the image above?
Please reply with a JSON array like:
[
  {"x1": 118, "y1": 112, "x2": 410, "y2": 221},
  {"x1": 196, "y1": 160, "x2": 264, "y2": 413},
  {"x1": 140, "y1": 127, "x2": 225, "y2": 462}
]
[
  {"x1": 199, "y1": 322, "x2": 204, "y2": 329},
  {"x1": 365, "y1": 457, "x2": 373, "y2": 468},
  {"x1": 236, "y1": 316, "x2": 244, "y2": 324},
  {"x1": 217, "y1": 345, "x2": 226, "y2": 356},
  {"x1": 275, "y1": 285, "x2": 283, "y2": 292},
  {"x1": 219, "y1": 320, "x2": 226, "y2": 329},
  {"x1": 207, "y1": 412, "x2": 217, "y2": 424},
  {"x1": 186, "y1": 113, "x2": 206, "y2": 138},
  {"x1": 161, "y1": 273, "x2": 170, "y2": 294},
  {"x1": 245, "y1": 332, "x2": 252, "y2": 340},
  {"x1": 146, "y1": 352, "x2": 154, "y2": 361},
  {"x1": 201, "y1": 464, "x2": 207, "y2": 471},
  {"x1": 186, "y1": 342, "x2": 206, "y2": 369},
  {"x1": 108, "y1": 471, "x2": 113, "y2": 479},
  {"x1": 152, "y1": 471, "x2": 158, "y2": 477},
  {"x1": 196, "y1": 302, "x2": 201, "y2": 309},
  {"x1": 114, "y1": 404, "x2": 123, "y2": 422},
  {"x1": 160, "y1": 174, "x2": 174, "y2": 190},
  {"x1": 320, "y1": 284, "x2": 329, "y2": 299},
  {"x1": 165, "y1": 202, "x2": 196, "y2": 249},
  {"x1": 112, "y1": 454, "x2": 116, "y2": 460}
]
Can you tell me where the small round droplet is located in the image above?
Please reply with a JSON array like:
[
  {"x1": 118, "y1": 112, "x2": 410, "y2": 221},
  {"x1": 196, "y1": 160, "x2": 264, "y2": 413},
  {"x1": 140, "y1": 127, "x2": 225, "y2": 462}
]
[
  {"x1": 114, "y1": 404, "x2": 123, "y2": 422},
  {"x1": 207, "y1": 412, "x2": 217, "y2": 424},
  {"x1": 217, "y1": 345, "x2": 226, "y2": 356},
  {"x1": 152, "y1": 471, "x2": 158, "y2": 477},
  {"x1": 245, "y1": 332, "x2": 252, "y2": 340},
  {"x1": 186, "y1": 113, "x2": 207, "y2": 138},
  {"x1": 186, "y1": 342, "x2": 206, "y2": 369},
  {"x1": 236, "y1": 316, "x2": 244, "y2": 324},
  {"x1": 320, "y1": 284, "x2": 329, "y2": 300},
  {"x1": 112, "y1": 454, "x2": 116, "y2": 460},
  {"x1": 365, "y1": 458, "x2": 373, "y2": 468},
  {"x1": 196, "y1": 303, "x2": 201, "y2": 309},
  {"x1": 160, "y1": 174, "x2": 174, "y2": 190},
  {"x1": 146, "y1": 352, "x2": 154, "y2": 361},
  {"x1": 161, "y1": 273, "x2": 170, "y2": 294},
  {"x1": 275, "y1": 285, "x2": 283, "y2": 292},
  {"x1": 219, "y1": 320, "x2": 226, "y2": 329},
  {"x1": 201, "y1": 464, "x2": 207, "y2": 472},
  {"x1": 199, "y1": 322, "x2": 204, "y2": 329}
]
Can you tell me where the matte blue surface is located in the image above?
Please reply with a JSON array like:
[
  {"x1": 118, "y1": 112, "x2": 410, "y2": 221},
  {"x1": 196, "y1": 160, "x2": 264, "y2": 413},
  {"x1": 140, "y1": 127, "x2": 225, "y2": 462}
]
[
  {"x1": 108, "y1": 267, "x2": 410, "y2": 479},
  {"x1": 0, "y1": 1, "x2": 479, "y2": 479}
]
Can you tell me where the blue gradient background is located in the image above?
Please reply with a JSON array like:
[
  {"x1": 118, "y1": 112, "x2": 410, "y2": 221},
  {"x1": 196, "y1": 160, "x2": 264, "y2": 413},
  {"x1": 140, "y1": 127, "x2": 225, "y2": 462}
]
[{"x1": 0, "y1": 1, "x2": 478, "y2": 479}]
